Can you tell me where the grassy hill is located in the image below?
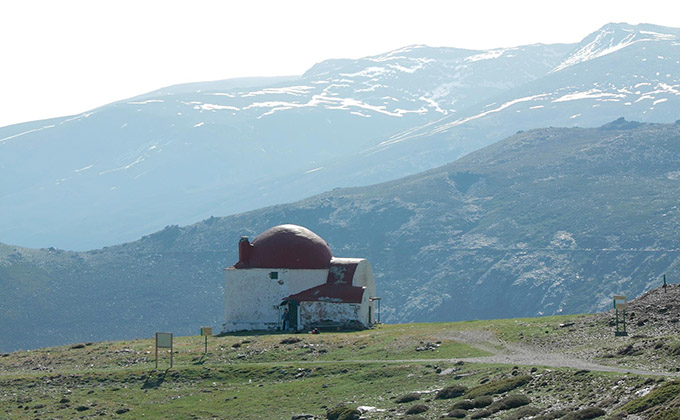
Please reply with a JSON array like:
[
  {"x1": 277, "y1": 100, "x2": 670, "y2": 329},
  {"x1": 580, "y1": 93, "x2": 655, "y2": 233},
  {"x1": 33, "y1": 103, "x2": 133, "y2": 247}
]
[{"x1": 2, "y1": 285, "x2": 679, "y2": 419}]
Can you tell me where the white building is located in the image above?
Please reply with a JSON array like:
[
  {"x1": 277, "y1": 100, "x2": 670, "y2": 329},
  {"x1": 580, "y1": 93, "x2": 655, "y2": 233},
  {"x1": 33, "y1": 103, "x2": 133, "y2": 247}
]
[{"x1": 223, "y1": 224, "x2": 377, "y2": 332}]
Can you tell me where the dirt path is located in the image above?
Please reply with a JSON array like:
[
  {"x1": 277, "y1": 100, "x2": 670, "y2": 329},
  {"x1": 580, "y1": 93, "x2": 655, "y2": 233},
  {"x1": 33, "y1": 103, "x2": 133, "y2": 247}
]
[{"x1": 448, "y1": 330, "x2": 680, "y2": 377}]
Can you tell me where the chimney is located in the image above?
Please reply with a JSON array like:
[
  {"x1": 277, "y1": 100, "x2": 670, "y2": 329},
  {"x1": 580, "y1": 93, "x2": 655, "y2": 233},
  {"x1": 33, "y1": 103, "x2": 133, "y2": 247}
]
[{"x1": 238, "y1": 236, "x2": 252, "y2": 267}]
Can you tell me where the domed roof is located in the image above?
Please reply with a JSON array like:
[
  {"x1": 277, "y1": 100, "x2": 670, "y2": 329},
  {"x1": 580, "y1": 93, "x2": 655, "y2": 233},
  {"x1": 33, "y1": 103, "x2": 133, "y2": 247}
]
[{"x1": 246, "y1": 224, "x2": 332, "y2": 269}]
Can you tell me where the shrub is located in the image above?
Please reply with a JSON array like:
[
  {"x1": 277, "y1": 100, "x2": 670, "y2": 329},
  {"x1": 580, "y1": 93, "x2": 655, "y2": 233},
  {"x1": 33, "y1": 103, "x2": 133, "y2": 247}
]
[
  {"x1": 532, "y1": 409, "x2": 569, "y2": 420},
  {"x1": 405, "y1": 404, "x2": 429, "y2": 415},
  {"x1": 436, "y1": 384, "x2": 468, "y2": 399},
  {"x1": 446, "y1": 408, "x2": 467, "y2": 418},
  {"x1": 622, "y1": 380, "x2": 680, "y2": 414},
  {"x1": 395, "y1": 392, "x2": 421, "y2": 403},
  {"x1": 651, "y1": 408, "x2": 680, "y2": 420},
  {"x1": 326, "y1": 404, "x2": 360, "y2": 420},
  {"x1": 470, "y1": 409, "x2": 493, "y2": 419},
  {"x1": 489, "y1": 394, "x2": 531, "y2": 411},
  {"x1": 561, "y1": 407, "x2": 606, "y2": 420},
  {"x1": 452, "y1": 399, "x2": 475, "y2": 410},
  {"x1": 502, "y1": 406, "x2": 541, "y2": 420},
  {"x1": 467, "y1": 375, "x2": 532, "y2": 398},
  {"x1": 473, "y1": 396, "x2": 494, "y2": 408}
]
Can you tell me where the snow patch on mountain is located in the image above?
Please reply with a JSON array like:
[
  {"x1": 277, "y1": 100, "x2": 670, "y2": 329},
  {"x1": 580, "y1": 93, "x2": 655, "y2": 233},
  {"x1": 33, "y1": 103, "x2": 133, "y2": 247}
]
[
  {"x1": 241, "y1": 86, "x2": 315, "y2": 97},
  {"x1": 551, "y1": 24, "x2": 678, "y2": 73},
  {"x1": 0, "y1": 124, "x2": 56, "y2": 143},
  {"x1": 98, "y1": 156, "x2": 145, "y2": 175},
  {"x1": 465, "y1": 48, "x2": 515, "y2": 62},
  {"x1": 552, "y1": 89, "x2": 626, "y2": 102},
  {"x1": 128, "y1": 99, "x2": 165, "y2": 105}
]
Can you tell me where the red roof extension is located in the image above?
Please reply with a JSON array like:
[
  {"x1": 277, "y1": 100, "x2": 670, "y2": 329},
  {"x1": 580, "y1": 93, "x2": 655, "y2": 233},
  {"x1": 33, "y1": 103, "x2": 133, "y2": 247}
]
[{"x1": 286, "y1": 259, "x2": 365, "y2": 304}]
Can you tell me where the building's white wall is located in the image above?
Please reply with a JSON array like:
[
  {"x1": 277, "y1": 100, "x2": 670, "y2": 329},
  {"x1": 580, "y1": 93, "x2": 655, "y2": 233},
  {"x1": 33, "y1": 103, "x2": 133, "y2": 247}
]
[
  {"x1": 223, "y1": 268, "x2": 327, "y2": 332},
  {"x1": 299, "y1": 301, "x2": 362, "y2": 329},
  {"x1": 351, "y1": 259, "x2": 376, "y2": 326}
]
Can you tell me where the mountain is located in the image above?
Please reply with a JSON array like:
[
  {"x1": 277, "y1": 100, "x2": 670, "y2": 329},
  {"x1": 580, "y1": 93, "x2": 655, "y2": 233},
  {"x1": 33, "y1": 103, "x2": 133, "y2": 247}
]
[
  {"x1": 3, "y1": 119, "x2": 680, "y2": 352},
  {"x1": 291, "y1": 23, "x2": 680, "y2": 192},
  {"x1": 4, "y1": 23, "x2": 679, "y2": 251},
  {"x1": 0, "y1": 43, "x2": 570, "y2": 250}
]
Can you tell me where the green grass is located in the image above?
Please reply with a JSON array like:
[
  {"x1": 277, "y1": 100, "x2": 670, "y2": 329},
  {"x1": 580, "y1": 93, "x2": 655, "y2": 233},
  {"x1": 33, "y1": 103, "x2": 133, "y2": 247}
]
[{"x1": 1, "y1": 318, "x2": 678, "y2": 419}]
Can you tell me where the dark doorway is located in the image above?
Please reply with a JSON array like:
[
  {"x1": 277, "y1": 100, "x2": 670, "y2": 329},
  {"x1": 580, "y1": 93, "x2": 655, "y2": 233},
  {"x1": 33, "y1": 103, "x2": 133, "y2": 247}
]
[{"x1": 288, "y1": 301, "x2": 299, "y2": 331}]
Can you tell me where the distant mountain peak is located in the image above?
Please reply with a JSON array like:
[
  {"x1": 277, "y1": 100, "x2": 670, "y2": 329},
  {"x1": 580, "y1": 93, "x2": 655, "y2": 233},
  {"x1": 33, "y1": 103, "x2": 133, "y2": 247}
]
[{"x1": 551, "y1": 22, "x2": 679, "y2": 73}]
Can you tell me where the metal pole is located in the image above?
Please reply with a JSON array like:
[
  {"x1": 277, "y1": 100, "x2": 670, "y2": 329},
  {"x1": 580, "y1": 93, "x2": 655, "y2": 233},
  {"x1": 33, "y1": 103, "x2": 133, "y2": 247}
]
[
  {"x1": 205, "y1": 335, "x2": 208, "y2": 354},
  {"x1": 170, "y1": 333, "x2": 174, "y2": 369}
]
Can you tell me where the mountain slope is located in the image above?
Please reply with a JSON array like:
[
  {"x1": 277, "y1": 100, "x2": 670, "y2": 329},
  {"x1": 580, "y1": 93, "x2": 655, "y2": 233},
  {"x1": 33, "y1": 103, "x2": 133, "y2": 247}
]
[
  {"x1": 0, "y1": 44, "x2": 570, "y2": 250},
  {"x1": 304, "y1": 22, "x2": 680, "y2": 192},
  {"x1": 3, "y1": 120, "x2": 680, "y2": 352},
  {"x1": 4, "y1": 23, "x2": 680, "y2": 252}
]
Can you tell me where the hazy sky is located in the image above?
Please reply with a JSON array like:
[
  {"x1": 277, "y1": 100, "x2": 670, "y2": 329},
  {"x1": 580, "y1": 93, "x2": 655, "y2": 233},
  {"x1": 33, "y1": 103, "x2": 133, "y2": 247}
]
[{"x1": 1, "y1": 0, "x2": 679, "y2": 128}]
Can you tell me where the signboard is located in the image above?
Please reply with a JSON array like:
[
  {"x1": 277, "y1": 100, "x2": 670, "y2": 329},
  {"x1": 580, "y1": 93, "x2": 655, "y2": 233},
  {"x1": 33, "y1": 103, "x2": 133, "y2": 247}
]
[
  {"x1": 156, "y1": 332, "x2": 173, "y2": 348},
  {"x1": 200, "y1": 327, "x2": 212, "y2": 336},
  {"x1": 155, "y1": 332, "x2": 174, "y2": 368},
  {"x1": 613, "y1": 295, "x2": 628, "y2": 337},
  {"x1": 613, "y1": 295, "x2": 627, "y2": 309}
]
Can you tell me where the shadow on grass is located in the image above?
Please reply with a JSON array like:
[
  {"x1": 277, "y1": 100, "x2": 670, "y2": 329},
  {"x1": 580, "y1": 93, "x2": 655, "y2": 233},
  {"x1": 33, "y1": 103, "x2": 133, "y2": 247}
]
[
  {"x1": 142, "y1": 369, "x2": 169, "y2": 389},
  {"x1": 216, "y1": 325, "x2": 374, "y2": 338}
]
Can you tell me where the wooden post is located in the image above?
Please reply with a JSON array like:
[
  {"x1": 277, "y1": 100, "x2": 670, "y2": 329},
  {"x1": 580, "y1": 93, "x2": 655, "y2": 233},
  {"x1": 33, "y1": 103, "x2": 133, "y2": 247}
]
[
  {"x1": 200, "y1": 327, "x2": 212, "y2": 355},
  {"x1": 664, "y1": 274, "x2": 667, "y2": 293},
  {"x1": 613, "y1": 295, "x2": 628, "y2": 337},
  {"x1": 155, "y1": 332, "x2": 174, "y2": 369}
]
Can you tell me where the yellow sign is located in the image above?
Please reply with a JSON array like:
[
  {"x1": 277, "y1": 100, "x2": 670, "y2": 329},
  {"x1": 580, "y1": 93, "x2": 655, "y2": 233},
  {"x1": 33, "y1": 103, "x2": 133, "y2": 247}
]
[{"x1": 200, "y1": 327, "x2": 213, "y2": 336}]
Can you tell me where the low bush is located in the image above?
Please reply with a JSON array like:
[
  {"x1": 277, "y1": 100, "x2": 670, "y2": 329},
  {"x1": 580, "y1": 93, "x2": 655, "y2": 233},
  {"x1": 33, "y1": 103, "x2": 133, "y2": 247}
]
[
  {"x1": 405, "y1": 404, "x2": 429, "y2": 415},
  {"x1": 473, "y1": 396, "x2": 494, "y2": 408},
  {"x1": 446, "y1": 408, "x2": 467, "y2": 418},
  {"x1": 489, "y1": 394, "x2": 531, "y2": 411},
  {"x1": 326, "y1": 404, "x2": 360, "y2": 420},
  {"x1": 452, "y1": 399, "x2": 475, "y2": 410},
  {"x1": 467, "y1": 375, "x2": 532, "y2": 398},
  {"x1": 436, "y1": 384, "x2": 468, "y2": 399},
  {"x1": 651, "y1": 408, "x2": 680, "y2": 420},
  {"x1": 532, "y1": 409, "x2": 569, "y2": 420},
  {"x1": 622, "y1": 380, "x2": 680, "y2": 414},
  {"x1": 502, "y1": 406, "x2": 541, "y2": 420},
  {"x1": 561, "y1": 407, "x2": 606, "y2": 420},
  {"x1": 470, "y1": 409, "x2": 493, "y2": 419},
  {"x1": 395, "y1": 392, "x2": 421, "y2": 403}
]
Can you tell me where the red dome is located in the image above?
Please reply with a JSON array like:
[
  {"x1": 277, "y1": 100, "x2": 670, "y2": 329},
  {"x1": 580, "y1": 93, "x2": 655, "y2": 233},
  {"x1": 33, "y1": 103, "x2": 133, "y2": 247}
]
[{"x1": 245, "y1": 224, "x2": 332, "y2": 269}]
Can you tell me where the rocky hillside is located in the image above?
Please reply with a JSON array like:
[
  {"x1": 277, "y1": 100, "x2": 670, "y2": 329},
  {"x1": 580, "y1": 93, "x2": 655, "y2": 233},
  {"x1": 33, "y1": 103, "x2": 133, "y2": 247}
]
[{"x1": 3, "y1": 120, "x2": 680, "y2": 352}]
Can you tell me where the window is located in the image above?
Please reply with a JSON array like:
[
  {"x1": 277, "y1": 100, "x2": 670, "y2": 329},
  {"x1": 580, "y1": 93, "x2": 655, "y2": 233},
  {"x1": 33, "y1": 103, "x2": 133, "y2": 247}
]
[{"x1": 269, "y1": 271, "x2": 278, "y2": 280}]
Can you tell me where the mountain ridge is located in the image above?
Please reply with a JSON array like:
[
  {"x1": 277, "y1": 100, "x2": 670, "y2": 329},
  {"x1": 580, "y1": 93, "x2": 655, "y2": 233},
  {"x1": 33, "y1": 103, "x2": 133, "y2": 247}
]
[{"x1": 3, "y1": 119, "x2": 680, "y2": 352}]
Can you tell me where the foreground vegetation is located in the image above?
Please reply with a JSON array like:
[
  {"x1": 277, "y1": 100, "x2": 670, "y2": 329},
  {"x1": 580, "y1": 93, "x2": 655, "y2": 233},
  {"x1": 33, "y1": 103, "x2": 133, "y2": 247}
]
[{"x1": 1, "y1": 313, "x2": 679, "y2": 419}]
